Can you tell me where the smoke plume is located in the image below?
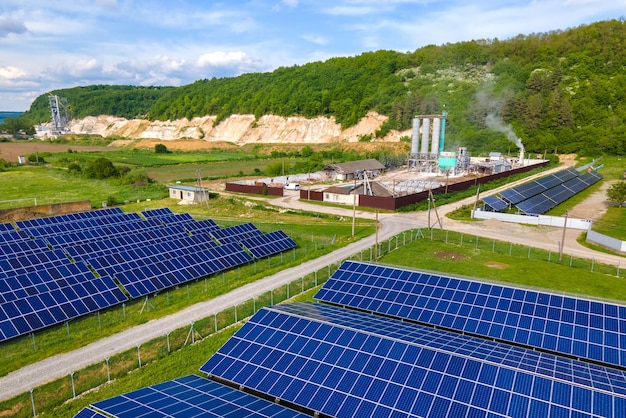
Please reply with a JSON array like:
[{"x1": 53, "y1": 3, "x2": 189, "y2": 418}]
[{"x1": 485, "y1": 113, "x2": 523, "y2": 149}]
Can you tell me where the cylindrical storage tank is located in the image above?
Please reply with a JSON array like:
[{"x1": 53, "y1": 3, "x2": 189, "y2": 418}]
[
  {"x1": 411, "y1": 118, "x2": 420, "y2": 155},
  {"x1": 420, "y1": 118, "x2": 430, "y2": 154},
  {"x1": 431, "y1": 117, "x2": 441, "y2": 155}
]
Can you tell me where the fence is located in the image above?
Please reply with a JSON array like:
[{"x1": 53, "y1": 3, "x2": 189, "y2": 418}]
[
  {"x1": 586, "y1": 230, "x2": 626, "y2": 253},
  {"x1": 16, "y1": 226, "x2": 626, "y2": 417},
  {"x1": 472, "y1": 210, "x2": 593, "y2": 230}
]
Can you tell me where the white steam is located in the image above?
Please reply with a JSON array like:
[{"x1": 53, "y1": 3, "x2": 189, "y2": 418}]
[{"x1": 485, "y1": 113, "x2": 523, "y2": 149}]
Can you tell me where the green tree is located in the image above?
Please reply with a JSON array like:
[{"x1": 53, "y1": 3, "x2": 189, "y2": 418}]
[
  {"x1": 265, "y1": 162, "x2": 283, "y2": 177},
  {"x1": 607, "y1": 181, "x2": 626, "y2": 207},
  {"x1": 155, "y1": 143, "x2": 169, "y2": 154},
  {"x1": 84, "y1": 157, "x2": 119, "y2": 179}
]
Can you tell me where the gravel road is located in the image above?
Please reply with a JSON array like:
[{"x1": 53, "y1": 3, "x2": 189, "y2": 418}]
[{"x1": 0, "y1": 164, "x2": 623, "y2": 402}]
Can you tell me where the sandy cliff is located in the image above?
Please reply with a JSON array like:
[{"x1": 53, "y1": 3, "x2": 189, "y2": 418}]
[{"x1": 67, "y1": 112, "x2": 410, "y2": 145}]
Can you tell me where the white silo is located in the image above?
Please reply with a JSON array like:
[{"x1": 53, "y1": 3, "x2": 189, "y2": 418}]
[
  {"x1": 411, "y1": 117, "x2": 420, "y2": 155},
  {"x1": 420, "y1": 118, "x2": 430, "y2": 154},
  {"x1": 431, "y1": 117, "x2": 441, "y2": 155}
]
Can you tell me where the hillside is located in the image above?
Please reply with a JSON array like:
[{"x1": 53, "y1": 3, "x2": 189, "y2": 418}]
[
  {"x1": 60, "y1": 111, "x2": 405, "y2": 145},
  {"x1": 21, "y1": 19, "x2": 626, "y2": 156}
]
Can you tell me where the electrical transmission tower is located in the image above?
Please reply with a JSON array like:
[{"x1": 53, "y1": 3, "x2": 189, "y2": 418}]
[{"x1": 48, "y1": 95, "x2": 71, "y2": 136}]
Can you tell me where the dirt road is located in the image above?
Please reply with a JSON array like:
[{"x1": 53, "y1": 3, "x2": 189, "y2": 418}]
[{"x1": 0, "y1": 162, "x2": 623, "y2": 402}]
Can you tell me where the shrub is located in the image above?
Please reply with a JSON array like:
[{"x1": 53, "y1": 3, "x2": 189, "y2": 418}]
[
  {"x1": 155, "y1": 144, "x2": 169, "y2": 154},
  {"x1": 83, "y1": 157, "x2": 118, "y2": 179}
]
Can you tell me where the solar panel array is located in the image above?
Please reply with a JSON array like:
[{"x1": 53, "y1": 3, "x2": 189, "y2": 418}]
[
  {"x1": 0, "y1": 252, "x2": 126, "y2": 340},
  {"x1": 516, "y1": 171, "x2": 603, "y2": 215},
  {"x1": 200, "y1": 303, "x2": 626, "y2": 417},
  {"x1": 210, "y1": 223, "x2": 262, "y2": 245},
  {"x1": 317, "y1": 260, "x2": 626, "y2": 369},
  {"x1": 482, "y1": 195, "x2": 509, "y2": 212},
  {"x1": 241, "y1": 230, "x2": 297, "y2": 259},
  {"x1": 79, "y1": 261, "x2": 626, "y2": 417},
  {"x1": 500, "y1": 168, "x2": 578, "y2": 205},
  {"x1": 89, "y1": 375, "x2": 309, "y2": 418},
  {"x1": 1, "y1": 209, "x2": 297, "y2": 341}
]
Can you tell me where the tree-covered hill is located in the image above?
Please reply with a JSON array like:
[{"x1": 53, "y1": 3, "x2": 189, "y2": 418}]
[
  {"x1": 25, "y1": 85, "x2": 175, "y2": 122},
  {"x1": 22, "y1": 19, "x2": 626, "y2": 156}
]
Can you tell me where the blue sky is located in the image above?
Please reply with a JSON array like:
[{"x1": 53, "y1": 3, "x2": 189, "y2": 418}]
[{"x1": 0, "y1": 0, "x2": 624, "y2": 111}]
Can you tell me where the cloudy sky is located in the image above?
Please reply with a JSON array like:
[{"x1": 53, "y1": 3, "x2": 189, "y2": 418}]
[{"x1": 0, "y1": 0, "x2": 624, "y2": 111}]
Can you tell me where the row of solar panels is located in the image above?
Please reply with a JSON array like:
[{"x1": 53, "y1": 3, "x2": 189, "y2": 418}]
[
  {"x1": 483, "y1": 169, "x2": 602, "y2": 215},
  {"x1": 14, "y1": 207, "x2": 125, "y2": 228},
  {"x1": 500, "y1": 168, "x2": 579, "y2": 205},
  {"x1": 0, "y1": 209, "x2": 297, "y2": 341},
  {"x1": 516, "y1": 171, "x2": 602, "y2": 215},
  {"x1": 79, "y1": 261, "x2": 626, "y2": 418}
]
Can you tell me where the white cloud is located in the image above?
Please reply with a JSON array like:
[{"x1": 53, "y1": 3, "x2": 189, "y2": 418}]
[
  {"x1": 283, "y1": 0, "x2": 299, "y2": 7},
  {"x1": 197, "y1": 51, "x2": 253, "y2": 68},
  {"x1": 0, "y1": 66, "x2": 27, "y2": 80},
  {"x1": 302, "y1": 34, "x2": 328, "y2": 45},
  {"x1": 0, "y1": 16, "x2": 28, "y2": 37}
]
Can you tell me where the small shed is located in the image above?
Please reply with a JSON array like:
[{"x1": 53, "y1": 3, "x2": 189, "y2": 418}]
[
  {"x1": 322, "y1": 181, "x2": 393, "y2": 205},
  {"x1": 168, "y1": 185, "x2": 210, "y2": 204},
  {"x1": 323, "y1": 159, "x2": 385, "y2": 181}
]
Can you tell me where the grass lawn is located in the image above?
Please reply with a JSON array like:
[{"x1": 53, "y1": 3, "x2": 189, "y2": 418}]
[
  {"x1": 591, "y1": 206, "x2": 626, "y2": 241},
  {"x1": 0, "y1": 166, "x2": 167, "y2": 208},
  {"x1": 18, "y1": 225, "x2": 626, "y2": 417}
]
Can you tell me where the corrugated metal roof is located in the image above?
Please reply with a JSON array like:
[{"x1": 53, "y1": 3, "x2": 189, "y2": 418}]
[
  {"x1": 168, "y1": 185, "x2": 209, "y2": 192},
  {"x1": 324, "y1": 159, "x2": 385, "y2": 174}
]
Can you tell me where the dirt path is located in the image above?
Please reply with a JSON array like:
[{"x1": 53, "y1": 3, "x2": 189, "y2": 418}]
[
  {"x1": 0, "y1": 159, "x2": 623, "y2": 403},
  {"x1": 0, "y1": 142, "x2": 117, "y2": 161}
]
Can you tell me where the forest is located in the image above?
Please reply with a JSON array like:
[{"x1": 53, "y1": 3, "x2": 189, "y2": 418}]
[{"x1": 17, "y1": 19, "x2": 626, "y2": 156}]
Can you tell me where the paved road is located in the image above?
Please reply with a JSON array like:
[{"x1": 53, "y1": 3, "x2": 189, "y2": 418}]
[{"x1": 1, "y1": 165, "x2": 623, "y2": 401}]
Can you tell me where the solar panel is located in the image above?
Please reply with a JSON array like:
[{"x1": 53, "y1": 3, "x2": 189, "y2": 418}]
[
  {"x1": 141, "y1": 208, "x2": 173, "y2": 218},
  {"x1": 482, "y1": 195, "x2": 508, "y2": 212},
  {"x1": 499, "y1": 169, "x2": 579, "y2": 205},
  {"x1": 316, "y1": 261, "x2": 626, "y2": 369},
  {"x1": 73, "y1": 408, "x2": 108, "y2": 418},
  {"x1": 201, "y1": 303, "x2": 626, "y2": 418},
  {"x1": 0, "y1": 262, "x2": 127, "y2": 341},
  {"x1": 241, "y1": 230, "x2": 297, "y2": 259},
  {"x1": 516, "y1": 171, "x2": 603, "y2": 215},
  {"x1": 86, "y1": 374, "x2": 309, "y2": 418},
  {"x1": 0, "y1": 223, "x2": 14, "y2": 232},
  {"x1": 0, "y1": 229, "x2": 28, "y2": 243},
  {"x1": 210, "y1": 223, "x2": 262, "y2": 245}
]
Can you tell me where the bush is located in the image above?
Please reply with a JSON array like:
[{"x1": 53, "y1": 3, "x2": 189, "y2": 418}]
[
  {"x1": 27, "y1": 153, "x2": 45, "y2": 164},
  {"x1": 83, "y1": 157, "x2": 118, "y2": 179},
  {"x1": 122, "y1": 169, "x2": 152, "y2": 187},
  {"x1": 106, "y1": 196, "x2": 118, "y2": 207},
  {"x1": 155, "y1": 144, "x2": 169, "y2": 154},
  {"x1": 67, "y1": 162, "x2": 82, "y2": 174}
]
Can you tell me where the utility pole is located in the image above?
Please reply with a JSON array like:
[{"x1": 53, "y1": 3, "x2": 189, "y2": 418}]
[
  {"x1": 559, "y1": 210, "x2": 568, "y2": 261},
  {"x1": 352, "y1": 174, "x2": 357, "y2": 237},
  {"x1": 472, "y1": 184, "x2": 480, "y2": 219},
  {"x1": 375, "y1": 211, "x2": 379, "y2": 259}
]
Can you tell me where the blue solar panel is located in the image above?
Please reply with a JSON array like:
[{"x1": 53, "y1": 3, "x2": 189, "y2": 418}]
[
  {"x1": 73, "y1": 408, "x2": 108, "y2": 418},
  {"x1": 500, "y1": 169, "x2": 579, "y2": 205},
  {"x1": 0, "y1": 260, "x2": 127, "y2": 341},
  {"x1": 241, "y1": 230, "x2": 297, "y2": 259},
  {"x1": 201, "y1": 303, "x2": 626, "y2": 418},
  {"x1": 141, "y1": 208, "x2": 173, "y2": 218},
  {"x1": 86, "y1": 375, "x2": 309, "y2": 418},
  {"x1": 482, "y1": 195, "x2": 508, "y2": 212},
  {"x1": 516, "y1": 171, "x2": 603, "y2": 215},
  {"x1": 0, "y1": 223, "x2": 14, "y2": 232},
  {"x1": 210, "y1": 223, "x2": 262, "y2": 245},
  {"x1": 316, "y1": 260, "x2": 626, "y2": 369}
]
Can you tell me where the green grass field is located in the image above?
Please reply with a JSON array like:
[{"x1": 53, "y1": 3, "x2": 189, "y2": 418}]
[
  {"x1": 7, "y1": 226, "x2": 625, "y2": 417},
  {"x1": 0, "y1": 166, "x2": 168, "y2": 208}
]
